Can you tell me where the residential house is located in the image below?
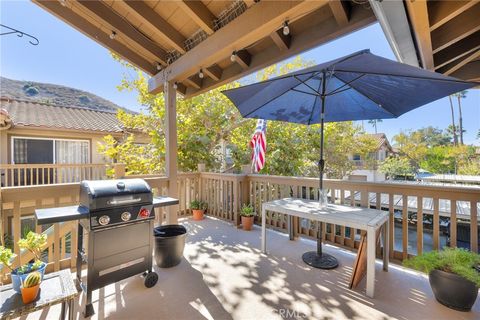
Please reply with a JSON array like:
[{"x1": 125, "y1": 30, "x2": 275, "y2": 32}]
[{"x1": 348, "y1": 133, "x2": 393, "y2": 182}]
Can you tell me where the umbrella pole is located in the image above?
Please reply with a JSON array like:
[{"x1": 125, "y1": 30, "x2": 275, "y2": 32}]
[{"x1": 302, "y1": 70, "x2": 338, "y2": 270}]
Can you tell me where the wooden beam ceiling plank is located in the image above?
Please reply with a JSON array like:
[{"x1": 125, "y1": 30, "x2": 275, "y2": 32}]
[
  {"x1": 123, "y1": 0, "x2": 187, "y2": 54},
  {"x1": 405, "y1": 0, "x2": 434, "y2": 70},
  {"x1": 243, "y1": 0, "x2": 257, "y2": 8},
  {"x1": 270, "y1": 29, "x2": 291, "y2": 51},
  {"x1": 33, "y1": 0, "x2": 157, "y2": 75},
  {"x1": 434, "y1": 32, "x2": 480, "y2": 69},
  {"x1": 177, "y1": 0, "x2": 216, "y2": 35},
  {"x1": 431, "y1": 3, "x2": 480, "y2": 54},
  {"x1": 183, "y1": 6, "x2": 375, "y2": 98},
  {"x1": 76, "y1": 0, "x2": 167, "y2": 64},
  {"x1": 204, "y1": 64, "x2": 223, "y2": 81},
  {"x1": 183, "y1": 75, "x2": 203, "y2": 89},
  {"x1": 329, "y1": 0, "x2": 350, "y2": 26},
  {"x1": 429, "y1": 0, "x2": 479, "y2": 31},
  {"x1": 439, "y1": 50, "x2": 480, "y2": 76},
  {"x1": 149, "y1": 0, "x2": 330, "y2": 94},
  {"x1": 234, "y1": 50, "x2": 251, "y2": 69},
  {"x1": 449, "y1": 60, "x2": 480, "y2": 81}
]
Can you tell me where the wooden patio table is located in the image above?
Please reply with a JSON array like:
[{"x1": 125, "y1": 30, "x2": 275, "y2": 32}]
[
  {"x1": 0, "y1": 269, "x2": 78, "y2": 320},
  {"x1": 261, "y1": 198, "x2": 389, "y2": 298}
]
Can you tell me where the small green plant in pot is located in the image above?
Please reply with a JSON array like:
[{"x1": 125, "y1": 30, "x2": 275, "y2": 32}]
[
  {"x1": 21, "y1": 271, "x2": 42, "y2": 304},
  {"x1": 191, "y1": 200, "x2": 207, "y2": 221},
  {"x1": 403, "y1": 247, "x2": 480, "y2": 311},
  {"x1": 240, "y1": 204, "x2": 256, "y2": 231},
  {"x1": 10, "y1": 232, "x2": 47, "y2": 294}
]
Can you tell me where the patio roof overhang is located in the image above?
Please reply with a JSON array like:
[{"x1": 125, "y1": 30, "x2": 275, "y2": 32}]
[
  {"x1": 372, "y1": 0, "x2": 480, "y2": 83},
  {"x1": 33, "y1": 0, "x2": 376, "y2": 98}
]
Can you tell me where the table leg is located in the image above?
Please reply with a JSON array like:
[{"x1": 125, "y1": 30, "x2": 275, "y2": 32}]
[
  {"x1": 366, "y1": 226, "x2": 375, "y2": 298},
  {"x1": 60, "y1": 301, "x2": 66, "y2": 320},
  {"x1": 383, "y1": 220, "x2": 389, "y2": 271},
  {"x1": 68, "y1": 298, "x2": 74, "y2": 320},
  {"x1": 288, "y1": 215, "x2": 294, "y2": 240},
  {"x1": 261, "y1": 206, "x2": 267, "y2": 253}
]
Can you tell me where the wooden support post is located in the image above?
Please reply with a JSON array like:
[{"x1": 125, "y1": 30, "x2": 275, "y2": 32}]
[
  {"x1": 113, "y1": 163, "x2": 126, "y2": 179},
  {"x1": 165, "y1": 81, "x2": 179, "y2": 224}
]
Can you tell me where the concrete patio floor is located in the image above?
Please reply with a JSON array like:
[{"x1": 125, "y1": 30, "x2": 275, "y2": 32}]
[{"x1": 16, "y1": 216, "x2": 480, "y2": 320}]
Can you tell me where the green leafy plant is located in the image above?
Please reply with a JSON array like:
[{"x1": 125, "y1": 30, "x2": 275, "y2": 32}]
[
  {"x1": 191, "y1": 200, "x2": 207, "y2": 211},
  {"x1": 403, "y1": 248, "x2": 480, "y2": 286},
  {"x1": 0, "y1": 246, "x2": 17, "y2": 272},
  {"x1": 240, "y1": 204, "x2": 256, "y2": 217},
  {"x1": 17, "y1": 232, "x2": 47, "y2": 272}
]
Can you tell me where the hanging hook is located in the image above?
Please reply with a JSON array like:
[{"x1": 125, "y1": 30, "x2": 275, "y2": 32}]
[{"x1": 0, "y1": 24, "x2": 39, "y2": 46}]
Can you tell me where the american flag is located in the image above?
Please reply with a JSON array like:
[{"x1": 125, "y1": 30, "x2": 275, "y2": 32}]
[{"x1": 250, "y1": 119, "x2": 267, "y2": 173}]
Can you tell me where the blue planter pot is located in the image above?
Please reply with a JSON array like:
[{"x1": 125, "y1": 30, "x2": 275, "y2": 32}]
[{"x1": 11, "y1": 262, "x2": 46, "y2": 294}]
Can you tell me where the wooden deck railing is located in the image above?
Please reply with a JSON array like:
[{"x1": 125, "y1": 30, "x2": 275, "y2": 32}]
[
  {"x1": 0, "y1": 163, "x2": 108, "y2": 187},
  {"x1": 1, "y1": 169, "x2": 479, "y2": 282}
]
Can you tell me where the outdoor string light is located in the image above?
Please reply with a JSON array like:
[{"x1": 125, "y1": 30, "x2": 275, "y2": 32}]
[
  {"x1": 109, "y1": 31, "x2": 116, "y2": 40},
  {"x1": 199, "y1": 69, "x2": 204, "y2": 79},
  {"x1": 283, "y1": 21, "x2": 290, "y2": 36}
]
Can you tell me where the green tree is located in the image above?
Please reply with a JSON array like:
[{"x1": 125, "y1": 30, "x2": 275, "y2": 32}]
[
  {"x1": 454, "y1": 90, "x2": 467, "y2": 145},
  {"x1": 448, "y1": 95, "x2": 458, "y2": 146},
  {"x1": 379, "y1": 156, "x2": 414, "y2": 180},
  {"x1": 368, "y1": 119, "x2": 382, "y2": 134}
]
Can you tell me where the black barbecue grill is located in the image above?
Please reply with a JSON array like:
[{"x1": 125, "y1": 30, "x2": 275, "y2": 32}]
[{"x1": 35, "y1": 179, "x2": 179, "y2": 317}]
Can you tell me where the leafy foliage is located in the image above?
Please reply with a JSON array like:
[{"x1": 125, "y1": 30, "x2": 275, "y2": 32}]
[
  {"x1": 18, "y1": 231, "x2": 47, "y2": 265},
  {"x1": 0, "y1": 246, "x2": 16, "y2": 272},
  {"x1": 403, "y1": 248, "x2": 480, "y2": 287},
  {"x1": 379, "y1": 156, "x2": 414, "y2": 179},
  {"x1": 190, "y1": 200, "x2": 207, "y2": 210},
  {"x1": 240, "y1": 204, "x2": 256, "y2": 217}
]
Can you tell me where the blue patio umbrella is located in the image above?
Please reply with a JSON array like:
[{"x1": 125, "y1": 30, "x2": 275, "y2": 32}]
[{"x1": 222, "y1": 49, "x2": 477, "y2": 269}]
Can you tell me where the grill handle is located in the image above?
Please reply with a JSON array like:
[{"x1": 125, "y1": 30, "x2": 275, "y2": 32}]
[{"x1": 107, "y1": 197, "x2": 142, "y2": 205}]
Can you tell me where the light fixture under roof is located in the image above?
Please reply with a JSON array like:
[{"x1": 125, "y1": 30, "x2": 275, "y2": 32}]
[
  {"x1": 173, "y1": 82, "x2": 178, "y2": 90},
  {"x1": 282, "y1": 21, "x2": 290, "y2": 36},
  {"x1": 156, "y1": 63, "x2": 162, "y2": 71},
  {"x1": 230, "y1": 51, "x2": 237, "y2": 62},
  {"x1": 109, "y1": 31, "x2": 116, "y2": 40},
  {"x1": 199, "y1": 69, "x2": 204, "y2": 79}
]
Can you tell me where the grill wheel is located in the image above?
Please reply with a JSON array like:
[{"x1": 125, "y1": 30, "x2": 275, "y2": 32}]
[{"x1": 144, "y1": 271, "x2": 158, "y2": 288}]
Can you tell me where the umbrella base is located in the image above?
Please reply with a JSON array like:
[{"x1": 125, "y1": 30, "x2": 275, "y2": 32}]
[{"x1": 302, "y1": 251, "x2": 338, "y2": 269}]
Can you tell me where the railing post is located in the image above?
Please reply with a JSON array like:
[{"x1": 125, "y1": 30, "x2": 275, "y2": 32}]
[{"x1": 113, "y1": 163, "x2": 126, "y2": 179}]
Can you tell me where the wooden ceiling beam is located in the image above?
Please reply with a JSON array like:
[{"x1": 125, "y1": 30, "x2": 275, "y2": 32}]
[
  {"x1": 244, "y1": 0, "x2": 258, "y2": 8},
  {"x1": 177, "y1": 0, "x2": 216, "y2": 35},
  {"x1": 204, "y1": 65, "x2": 223, "y2": 81},
  {"x1": 183, "y1": 75, "x2": 203, "y2": 89},
  {"x1": 405, "y1": 0, "x2": 434, "y2": 70},
  {"x1": 76, "y1": 0, "x2": 167, "y2": 64},
  {"x1": 33, "y1": 0, "x2": 157, "y2": 75},
  {"x1": 439, "y1": 50, "x2": 480, "y2": 76},
  {"x1": 123, "y1": 0, "x2": 186, "y2": 54},
  {"x1": 449, "y1": 60, "x2": 480, "y2": 81},
  {"x1": 182, "y1": 6, "x2": 375, "y2": 98},
  {"x1": 234, "y1": 50, "x2": 251, "y2": 69},
  {"x1": 434, "y1": 32, "x2": 480, "y2": 70},
  {"x1": 270, "y1": 29, "x2": 291, "y2": 51},
  {"x1": 429, "y1": 0, "x2": 479, "y2": 31},
  {"x1": 431, "y1": 3, "x2": 480, "y2": 54},
  {"x1": 329, "y1": 0, "x2": 351, "y2": 26},
  {"x1": 149, "y1": 0, "x2": 330, "y2": 94}
]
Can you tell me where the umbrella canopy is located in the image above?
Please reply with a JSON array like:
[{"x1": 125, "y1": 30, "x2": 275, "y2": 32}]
[{"x1": 223, "y1": 50, "x2": 475, "y2": 124}]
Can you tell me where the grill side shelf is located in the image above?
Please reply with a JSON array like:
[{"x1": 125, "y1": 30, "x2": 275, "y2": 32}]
[
  {"x1": 35, "y1": 205, "x2": 89, "y2": 225},
  {"x1": 152, "y1": 196, "x2": 179, "y2": 208}
]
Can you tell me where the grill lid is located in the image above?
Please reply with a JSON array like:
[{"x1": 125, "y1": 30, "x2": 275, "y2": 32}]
[{"x1": 80, "y1": 179, "x2": 153, "y2": 210}]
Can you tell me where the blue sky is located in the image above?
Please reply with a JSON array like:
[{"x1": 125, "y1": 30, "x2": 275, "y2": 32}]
[{"x1": 1, "y1": 0, "x2": 479, "y2": 145}]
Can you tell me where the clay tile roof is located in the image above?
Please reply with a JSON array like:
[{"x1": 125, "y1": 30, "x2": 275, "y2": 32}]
[
  {"x1": 1, "y1": 98, "x2": 123, "y2": 133},
  {"x1": 363, "y1": 133, "x2": 392, "y2": 151}
]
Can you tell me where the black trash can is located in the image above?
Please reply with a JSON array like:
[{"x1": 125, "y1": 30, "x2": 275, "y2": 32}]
[{"x1": 153, "y1": 225, "x2": 187, "y2": 268}]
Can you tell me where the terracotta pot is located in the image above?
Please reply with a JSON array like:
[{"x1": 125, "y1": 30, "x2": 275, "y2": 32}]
[
  {"x1": 241, "y1": 216, "x2": 254, "y2": 231},
  {"x1": 21, "y1": 284, "x2": 40, "y2": 304},
  {"x1": 192, "y1": 209, "x2": 205, "y2": 221}
]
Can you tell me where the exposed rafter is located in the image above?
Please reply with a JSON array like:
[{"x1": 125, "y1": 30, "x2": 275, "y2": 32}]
[
  {"x1": 434, "y1": 32, "x2": 480, "y2": 70},
  {"x1": 204, "y1": 65, "x2": 223, "y2": 81},
  {"x1": 76, "y1": 0, "x2": 167, "y2": 63},
  {"x1": 181, "y1": 6, "x2": 375, "y2": 97},
  {"x1": 149, "y1": 0, "x2": 330, "y2": 94},
  {"x1": 428, "y1": 0, "x2": 479, "y2": 31},
  {"x1": 234, "y1": 50, "x2": 251, "y2": 69},
  {"x1": 183, "y1": 75, "x2": 203, "y2": 89},
  {"x1": 270, "y1": 29, "x2": 291, "y2": 51},
  {"x1": 33, "y1": 0, "x2": 158, "y2": 74},
  {"x1": 329, "y1": 0, "x2": 350, "y2": 26},
  {"x1": 123, "y1": 0, "x2": 186, "y2": 54},
  {"x1": 431, "y1": 3, "x2": 480, "y2": 54},
  {"x1": 405, "y1": 0, "x2": 434, "y2": 70},
  {"x1": 450, "y1": 60, "x2": 480, "y2": 81},
  {"x1": 439, "y1": 50, "x2": 480, "y2": 76},
  {"x1": 177, "y1": 0, "x2": 216, "y2": 35}
]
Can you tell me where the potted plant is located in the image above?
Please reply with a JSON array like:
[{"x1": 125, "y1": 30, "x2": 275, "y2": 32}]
[
  {"x1": 10, "y1": 232, "x2": 47, "y2": 294},
  {"x1": 21, "y1": 271, "x2": 42, "y2": 304},
  {"x1": 240, "y1": 204, "x2": 256, "y2": 231},
  {"x1": 191, "y1": 200, "x2": 207, "y2": 220},
  {"x1": 403, "y1": 247, "x2": 480, "y2": 311}
]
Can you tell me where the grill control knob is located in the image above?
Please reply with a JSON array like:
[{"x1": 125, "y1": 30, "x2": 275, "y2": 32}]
[
  {"x1": 98, "y1": 215, "x2": 110, "y2": 226},
  {"x1": 121, "y1": 212, "x2": 131, "y2": 222}
]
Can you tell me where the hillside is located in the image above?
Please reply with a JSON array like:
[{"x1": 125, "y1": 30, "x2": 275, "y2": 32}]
[{"x1": 0, "y1": 76, "x2": 131, "y2": 113}]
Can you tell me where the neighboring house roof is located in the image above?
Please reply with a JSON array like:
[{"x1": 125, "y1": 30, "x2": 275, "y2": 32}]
[
  {"x1": 1, "y1": 97, "x2": 123, "y2": 133},
  {"x1": 363, "y1": 133, "x2": 393, "y2": 151}
]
